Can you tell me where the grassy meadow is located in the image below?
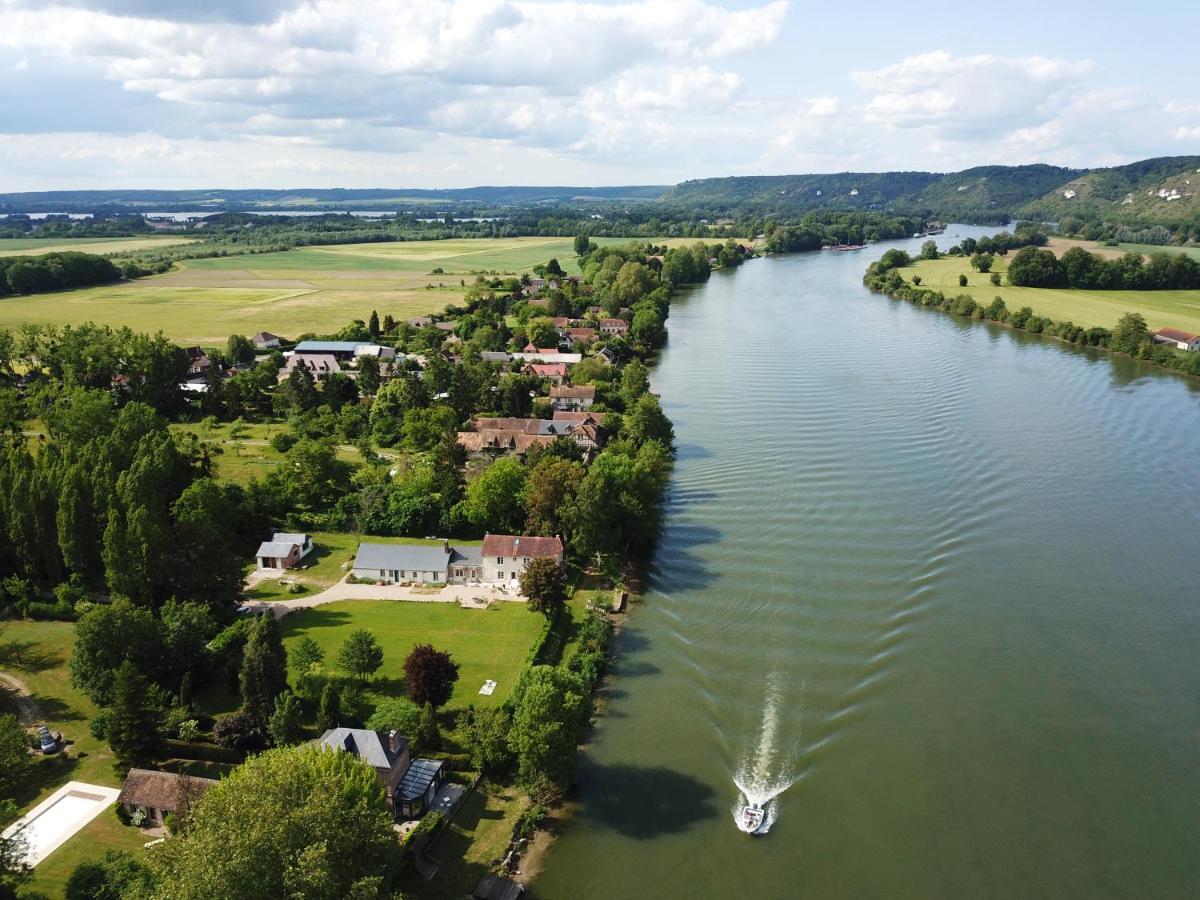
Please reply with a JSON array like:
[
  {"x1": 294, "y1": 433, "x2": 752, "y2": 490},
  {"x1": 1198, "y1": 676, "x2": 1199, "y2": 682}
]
[
  {"x1": 0, "y1": 236, "x2": 197, "y2": 257},
  {"x1": 0, "y1": 235, "x2": 705, "y2": 342},
  {"x1": 905, "y1": 255, "x2": 1200, "y2": 334},
  {"x1": 279, "y1": 600, "x2": 544, "y2": 712}
]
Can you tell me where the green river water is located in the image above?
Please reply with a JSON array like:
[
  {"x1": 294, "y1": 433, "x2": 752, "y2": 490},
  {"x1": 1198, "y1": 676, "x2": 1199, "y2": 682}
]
[{"x1": 533, "y1": 228, "x2": 1200, "y2": 898}]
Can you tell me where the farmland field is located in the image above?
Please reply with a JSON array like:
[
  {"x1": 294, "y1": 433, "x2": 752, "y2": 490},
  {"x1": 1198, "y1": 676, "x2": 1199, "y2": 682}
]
[
  {"x1": 906, "y1": 255, "x2": 1200, "y2": 333},
  {"x1": 0, "y1": 236, "x2": 198, "y2": 256},
  {"x1": 0, "y1": 235, "x2": 703, "y2": 342}
]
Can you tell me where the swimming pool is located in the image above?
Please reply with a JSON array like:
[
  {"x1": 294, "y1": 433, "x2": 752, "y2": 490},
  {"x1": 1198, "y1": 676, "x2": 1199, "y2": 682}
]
[{"x1": 1, "y1": 782, "x2": 121, "y2": 866}]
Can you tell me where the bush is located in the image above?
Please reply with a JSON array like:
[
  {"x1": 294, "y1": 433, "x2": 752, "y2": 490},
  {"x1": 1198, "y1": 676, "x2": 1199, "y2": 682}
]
[
  {"x1": 114, "y1": 803, "x2": 132, "y2": 825},
  {"x1": 212, "y1": 711, "x2": 266, "y2": 752},
  {"x1": 90, "y1": 709, "x2": 113, "y2": 740},
  {"x1": 269, "y1": 432, "x2": 299, "y2": 453}
]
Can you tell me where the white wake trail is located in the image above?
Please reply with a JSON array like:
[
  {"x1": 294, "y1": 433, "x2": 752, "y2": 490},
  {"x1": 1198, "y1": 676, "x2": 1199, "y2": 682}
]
[{"x1": 731, "y1": 672, "x2": 802, "y2": 833}]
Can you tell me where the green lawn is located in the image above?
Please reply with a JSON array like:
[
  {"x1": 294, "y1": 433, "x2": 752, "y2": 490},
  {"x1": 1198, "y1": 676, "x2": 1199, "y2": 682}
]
[
  {"x1": 279, "y1": 600, "x2": 543, "y2": 712},
  {"x1": 403, "y1": 779, "x2": 530, "y2": 899},
  {"x1": 905, "y1": 256, "x2": 1200, "y2": 333},
  {"x1": 23, "y1": 807, "x2": 149, "y2": 898},
  {"x1": 1109, "y1": 242, "x2": 1200, "y2": 261},
  {"x1": 0, "y1": 621, "x2": 122, "y2": 802},
  {"x1": 0, "y1": 236, "x2": 197, "y2": 257},
  {"x1": 169, "y1": 421, "x2": 368, "y2": 486}
]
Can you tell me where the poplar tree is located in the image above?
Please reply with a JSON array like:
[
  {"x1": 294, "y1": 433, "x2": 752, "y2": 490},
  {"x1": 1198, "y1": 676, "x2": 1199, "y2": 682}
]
[
  {"x1": 240, "y1": 614, "x2": 288, "y2": 728},
  {"x1": 108, "y1": 660, "x2": 162, "y2": 768}
]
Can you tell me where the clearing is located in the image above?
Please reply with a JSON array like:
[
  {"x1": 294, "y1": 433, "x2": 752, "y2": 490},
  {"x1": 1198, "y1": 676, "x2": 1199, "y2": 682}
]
[
  {"x1": 0, "y1": 236, "x2": 198, "y2": 257},
  {"x1": 905, "y1": 256, "x2": 1200, "y2": 333},
  {"x1": 279, "y1": 599, "x2": 545, "y2": 711},
  {"x1": 168, "y1": 421, "x2": 370, "y2": 485}
]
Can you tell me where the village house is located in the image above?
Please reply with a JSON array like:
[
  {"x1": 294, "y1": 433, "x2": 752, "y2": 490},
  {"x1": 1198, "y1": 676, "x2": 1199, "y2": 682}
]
[
  {"x1": 351, "y1": 541, "x2": 463, "y2": 584},
  {"x1": 314, "y1": 728, "x2": 445, "y2": 820},
  {"x1": 457, "y1": 415, "x2": 603, "y2": 457},
  {"x1": 563, "y1": 327, "x2": 597, "y2": 347},
  {"x1": 549, "y1": 384, "x2": 596, "y2": 411},
  {"x1": 293, "y1": 340, "x2": 396, "y2": 362},
  {"x1": 252, "y1": 331, "x2": 282, "y2": 349},
  {"x1": 511, "y1": 349, "x2": 582, "y2": 365},
  {"x1": 599, "y1": 318, "x2": 629, "y2": 336},
  {"x1": 479, "y1": 351, "x2": 512, "y2": 364},
  {"x1": 597, "y1": 346, "x2": 619, "y2": 366},
  {"x1": 522, "y1": 362, "x2": 568, "y2": 385},
  {"x1": 278, "y1": 352, "x2": 343, "y2": 382},
  {"x1": 255, "y1": 532, "x2": 313, "y2": 570},
  {"x1": 408, "y1": 316, "x2": 433, "y2": 328},
  {"x1": 117, "y1": 769, "x2": 218, "y2": 827},
  {"x1": 481, "y1": 534, "x2": 565, "y2": 586},
  {"x1": 1151, "y1": 328, "x2": 1200, "y2": 351},
  {"x1": 183, "y1": 346, "x2": 211, "y2": 376}
]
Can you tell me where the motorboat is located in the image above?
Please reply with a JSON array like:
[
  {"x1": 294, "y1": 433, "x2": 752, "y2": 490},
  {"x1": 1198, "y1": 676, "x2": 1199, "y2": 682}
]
[{"x1": 738, "y1": 803, "x2": 766, "y2": 834}]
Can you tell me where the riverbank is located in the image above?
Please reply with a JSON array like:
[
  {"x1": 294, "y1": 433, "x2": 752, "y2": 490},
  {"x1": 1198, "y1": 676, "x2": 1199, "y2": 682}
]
[{"x1": 863, "y1": 252, "x2": 1200, "y2": 379}]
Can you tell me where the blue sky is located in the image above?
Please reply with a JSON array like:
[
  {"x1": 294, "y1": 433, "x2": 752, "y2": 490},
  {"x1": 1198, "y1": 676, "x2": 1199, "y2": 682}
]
[{"x1": 0, "y1": 0, "x2": 1196, "y2": 190}]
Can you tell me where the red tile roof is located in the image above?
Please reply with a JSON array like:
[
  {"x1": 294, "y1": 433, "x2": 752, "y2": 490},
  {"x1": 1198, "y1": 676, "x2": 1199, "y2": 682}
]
[
  {"x1": 549, "y1": 385, "x2": 596, "y2": 399},
  {"x1": 482, "y1": 534, "x2": 564, "y2": 558},
  {"x1": 1155, "y1": 327, "x2": 1199, "y2": 342}
]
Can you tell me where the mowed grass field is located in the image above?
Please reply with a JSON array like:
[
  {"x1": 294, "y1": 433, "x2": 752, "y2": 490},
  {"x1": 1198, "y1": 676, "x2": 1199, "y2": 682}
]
[
  {"x1": 0, "y1": 236, "x2": 702, "y2": 343},
  {"x1": 905, "y1": 255, "x2": 1200, "y2": 333},
  {"x1": 279, "y1": 599, "x2": 544, "y2": 711},
  {"x1": 0, "y1": 236, "x2": 197, "y2": 256}
]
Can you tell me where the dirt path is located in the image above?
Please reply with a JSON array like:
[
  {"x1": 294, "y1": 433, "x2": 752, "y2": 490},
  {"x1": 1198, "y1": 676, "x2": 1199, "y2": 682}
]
[
  {"x1": 0, "y1": 671, "x2": 40, "y2": 725},
  {"x1": 246, "y1": 576, "x2": 525, "y2": 618}
]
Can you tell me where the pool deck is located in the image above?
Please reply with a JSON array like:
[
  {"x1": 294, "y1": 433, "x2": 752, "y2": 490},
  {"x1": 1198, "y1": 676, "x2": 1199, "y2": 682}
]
[{"x1": 1, "y1": 781, "x2": 122, "y2": 866}]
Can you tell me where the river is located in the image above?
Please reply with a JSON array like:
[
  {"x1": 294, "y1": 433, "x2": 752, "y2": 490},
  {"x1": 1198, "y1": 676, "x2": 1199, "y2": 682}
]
[{"x1": 533, "y1": 227, "x2": 1200, "y2": 898}]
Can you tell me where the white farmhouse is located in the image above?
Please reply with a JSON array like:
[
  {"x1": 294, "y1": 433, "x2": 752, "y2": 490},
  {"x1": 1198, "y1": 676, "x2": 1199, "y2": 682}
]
[{"x1": 481, "y1": 534, "x2": 565, "y2": 587}]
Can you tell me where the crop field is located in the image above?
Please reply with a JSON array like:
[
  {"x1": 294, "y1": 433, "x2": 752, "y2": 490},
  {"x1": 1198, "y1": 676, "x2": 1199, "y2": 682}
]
[
  {"x1": 0, "y1": 236, "x2": 198, "y2": 257},
  {"x1": 0, "y1": 235, "x2": 702, "y2": 343},
  {"x1": 906, "y1": 256, "x2": 1200, "y2": 333}
]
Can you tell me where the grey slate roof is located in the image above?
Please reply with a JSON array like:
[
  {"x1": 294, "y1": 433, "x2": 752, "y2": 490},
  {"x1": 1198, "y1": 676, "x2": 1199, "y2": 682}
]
[
  {"x1": 450, "y1": 545, "x2": 482, "y2": 566},
  {"x1": 257, "y1": 541, "x2": 297, "y2": 558},
  {"x1": 315, "y1": 728, "x2": 407, "y2": 770},
  {"x1": 397, "y1": 757, "x2": 444, "y2": 801},
  {"x1": 295, "y1": 340, "x2": 366, "y2": 353},
  {"x1": 354, "y1": 542, "x2": 451, "y2": 574}
]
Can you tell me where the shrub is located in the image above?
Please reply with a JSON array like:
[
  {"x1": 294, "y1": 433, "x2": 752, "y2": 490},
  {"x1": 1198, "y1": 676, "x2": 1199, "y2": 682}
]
[
  {"x1": 269, "y1": 432, "x2": 298, "y2": 453},
  {"x1": 90, "y1": 709, "x2": 113, "y2": 740},
  {"x1": 212, "y1": 710, "x2": 265, "y2": 752}
]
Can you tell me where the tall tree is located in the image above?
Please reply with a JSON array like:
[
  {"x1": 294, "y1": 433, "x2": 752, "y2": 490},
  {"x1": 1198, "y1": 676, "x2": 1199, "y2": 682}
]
[
  {"x1": 267, "y1": 692, "x2": 304, "y2": 747},
  {"x1": 508, "y1": 665, "x2": 589, "y2": 798},
  {"x1": 240, "y1": 614, "x2": 288, "y2": 729},
  {"x1": 107, "y1": 660, "x2": 162, "y2": 768},
  {"x1": 520, "y1": 557, "x2": 569, "y2": 618}
]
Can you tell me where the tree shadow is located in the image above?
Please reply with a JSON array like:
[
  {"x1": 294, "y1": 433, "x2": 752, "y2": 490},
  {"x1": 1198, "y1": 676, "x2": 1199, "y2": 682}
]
[
  {"x1": 33, "y1": 695, "x2": 85, "y2": 724},
  {"x1": 279, "y1": 609, "x2": 355, "y2": 634},
  {"x1": 6, "y1": 753, "x2": 82, "y2": 809},
  {"x1": 613, "y1": 659, "x2": 660, "y2": 678},
  {"x1": 0, "y1": 638, "x2": 62, "y2": 673},
  {"x1": 575, "y1": 762, "x2": 719, "y2": 839},
  {"x1": 673, "y1": 443, "x2": 714, "y2": 462}
]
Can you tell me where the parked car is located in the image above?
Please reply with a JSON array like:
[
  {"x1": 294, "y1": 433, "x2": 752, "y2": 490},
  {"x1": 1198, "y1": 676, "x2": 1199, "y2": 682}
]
[{"x1": 36, "y1": 724, "x2": 57, "y2": 755}]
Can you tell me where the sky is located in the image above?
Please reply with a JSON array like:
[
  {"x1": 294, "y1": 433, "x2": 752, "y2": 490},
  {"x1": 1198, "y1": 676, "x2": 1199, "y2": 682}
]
[{"x1": 0, "y1": 0, "x2": 1198, "y2": 191}]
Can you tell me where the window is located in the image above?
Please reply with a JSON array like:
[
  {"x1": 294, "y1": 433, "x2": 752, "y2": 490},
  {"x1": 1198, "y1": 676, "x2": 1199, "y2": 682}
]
[{"x1": 497, "y1": 557, "x2": 504, "y2": 564}]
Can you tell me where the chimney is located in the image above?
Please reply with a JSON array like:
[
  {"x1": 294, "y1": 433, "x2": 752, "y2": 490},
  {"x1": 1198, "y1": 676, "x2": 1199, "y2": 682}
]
[
  {"x1": 388, "y1": 730, "x2": 404, "y2": 753},
  {"x1": 443, "y1": 539, "x2": 449, "y2": 554}
]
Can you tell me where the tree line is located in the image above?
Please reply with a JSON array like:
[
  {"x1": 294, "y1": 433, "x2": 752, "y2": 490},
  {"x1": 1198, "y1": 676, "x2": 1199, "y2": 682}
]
[
  {"x1": 1007, "y1": 245, "x2": 1200, "y2": 290},
  {"x1": 0, "y1": 250, "x2": 122, "y2": 295}
]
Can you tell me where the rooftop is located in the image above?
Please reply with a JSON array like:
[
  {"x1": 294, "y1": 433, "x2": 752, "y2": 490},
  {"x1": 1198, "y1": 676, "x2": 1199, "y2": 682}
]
[
  {"x1": 397, "y1": 757, "x2": 444, "y2": 802},
  {"x1": 354, "y1": 542, "x2": 451, "y2": 573},
  {"x1": 481, "y1": 533, "x2": 564, "y2": 559},
  {"x1": 117, "y1": 768, "x2": 218, "y2": 812},
  {"x1": 315, "y1": 728, "x2": 407, "y2": 770}
]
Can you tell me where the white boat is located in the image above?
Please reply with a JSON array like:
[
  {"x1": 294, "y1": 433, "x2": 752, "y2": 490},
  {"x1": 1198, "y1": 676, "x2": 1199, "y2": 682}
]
[{"x1": 739, "y1": 803, "x2": 766, "y2": 834}]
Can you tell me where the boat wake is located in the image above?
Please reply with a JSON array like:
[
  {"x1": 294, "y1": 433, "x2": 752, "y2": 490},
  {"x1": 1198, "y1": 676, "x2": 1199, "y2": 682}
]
[{"x1": 731, "y1": 672, "x2": 801, "y2": 834}]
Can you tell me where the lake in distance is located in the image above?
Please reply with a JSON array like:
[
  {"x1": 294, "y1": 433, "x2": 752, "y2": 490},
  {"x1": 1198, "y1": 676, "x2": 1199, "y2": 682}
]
[{"x1": 533, "y1": 227, "x2": 1200, "y2": 898}]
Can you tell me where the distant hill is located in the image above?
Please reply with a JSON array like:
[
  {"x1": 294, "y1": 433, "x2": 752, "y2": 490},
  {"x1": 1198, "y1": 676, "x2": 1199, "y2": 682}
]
[
  {"x1": 4, "y1": 156, "x2": 1200, "y2": 225},
  {"x1": 661, "y1": 156, "x2": 1200, "y2": 225},
  {"x1": 1021, "y1": 156, "x2": 1200, "y2": 224},
  {"x1": 0, "y1": 185, "x2": 669, "y2": 214}
]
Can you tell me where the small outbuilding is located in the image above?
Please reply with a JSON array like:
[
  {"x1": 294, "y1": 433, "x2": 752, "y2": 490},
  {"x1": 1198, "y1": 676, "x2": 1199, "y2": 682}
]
[
  {"x1": 396, "y1": 757, "x2": 446, "y2": 819},
  {"x1": 255, "y1": 533, "x2": 313, "y2": 570},
  {"x1": 117, "y1": 769, "x2": 217, "y2": 826},
  {"x1": 252, "y1": 331, "x2": 282, "y2": 349},
  {"x1": 1152, "y1": 328, "x2": 1200, "y2": 352}
]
